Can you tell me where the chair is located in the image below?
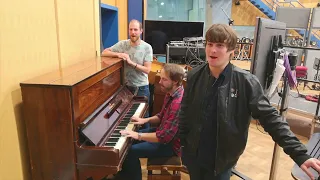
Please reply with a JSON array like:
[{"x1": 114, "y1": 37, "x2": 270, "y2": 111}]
[
  {"x1": 296, "y1": 66, "x2": 308, "y2": 89},
  {"x1": 146, "y1": 156, "x2": 183, "y2": 180}
]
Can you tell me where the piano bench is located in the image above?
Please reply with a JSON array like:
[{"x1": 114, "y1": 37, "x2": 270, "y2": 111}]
[{"x1": 146, "y1": 156, "x2": 183, "y2": 180}]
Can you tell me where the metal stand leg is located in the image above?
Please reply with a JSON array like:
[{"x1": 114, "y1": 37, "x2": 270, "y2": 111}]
[
  {"x1": 236, "y1": 49, "x2": 242, "y2": 60},
  {"x1": 310, "y1": 93, "x2": 320, "y2": 138},
  {"x1": 269, "y1": 75, "x2": 290, "y2": 180},
  {"x1": 243, "y1": 50, "x2": 249, "y2": 60},
  {"x1": 232, "y1": 167, "x2": 252, "y2": 180}
]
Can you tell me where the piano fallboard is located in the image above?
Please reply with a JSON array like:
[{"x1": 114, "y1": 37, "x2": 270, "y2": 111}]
[{"x1": 76, "y1": 86, "x2": 148, "y2": 176}]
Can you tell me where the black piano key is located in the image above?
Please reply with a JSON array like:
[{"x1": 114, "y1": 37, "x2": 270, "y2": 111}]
[
  {"x1": 107, "y1": 138, "x2": 119, "y2": 142},
  {"x1": 116, "y1": 126, "x2": 126, "y2": 130},
  {"x1": 105, "y1": 142, "x2": 116, "y2": 146},
  {"x1": 119, "y1": 122, "x2": 128, "y2": 126},
  {"x1": 111, "y1": 134, "x2": 121, "y2": 138},
  {"x1": 113, "y1": 129, "x2": 120, "y2": 134},
  {"x1": 121, "y1": 120, "x2": 130, "y2": 124}
]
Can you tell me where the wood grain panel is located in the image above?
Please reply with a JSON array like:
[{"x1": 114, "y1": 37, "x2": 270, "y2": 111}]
[
  {"x1": 21, "y1": 86, "x2": 76, "y2": 180},
  {"x1": 55, "y1": 0, "x2": 96, "y2": 68},
  {"x1": 0, "y1": 1, "x2": 59, "y2": 179},
  {"x1": 116, "y1": 0, "x2": 128, "y2": 40},
  {"x1": 76, "y1": 69, "x2": 121, "y2": 125},
  {"x1": 101, "y1": 0, "x2": 116, "y2": 6},
  {"x1": 20, "y1": 57, "x2": 122, "y2": 86},
  {"x1": 232, "y1": 0, "x2": 268, "y2": 26}
]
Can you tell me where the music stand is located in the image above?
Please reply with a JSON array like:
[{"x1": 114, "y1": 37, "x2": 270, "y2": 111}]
[
  {"x1": 291, "y1": 133, "x2": 320, "y2": 180},
  {"x1": 313, "y1": 58, "x2": 320, "y2": 81}
]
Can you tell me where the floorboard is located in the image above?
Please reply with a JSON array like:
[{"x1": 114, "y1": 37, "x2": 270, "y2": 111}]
[{"x1": 140, "y1": 122, "x2": 308, "y2": 180}]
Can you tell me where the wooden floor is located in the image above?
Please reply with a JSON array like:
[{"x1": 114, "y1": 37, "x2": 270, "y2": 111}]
[{"x1": 140, "y1": 122, "x2": 308, "y2": 180}]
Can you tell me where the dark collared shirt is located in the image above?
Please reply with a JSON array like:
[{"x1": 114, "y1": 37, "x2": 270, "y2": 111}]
[
  {"x1": 197, "y1": 63, "x2": 231, "y2": 169},
  {"x1": 156, "y1": 86, "x2": 184, "y2": 156}
]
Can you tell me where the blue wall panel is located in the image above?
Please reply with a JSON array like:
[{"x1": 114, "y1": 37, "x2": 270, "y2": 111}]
[
  {"x1": 128, "y1": 0, "x2": 143, "y2": 38},
  {"x1": 101, "y1": 4, "x2": 118, "y2": 50}
]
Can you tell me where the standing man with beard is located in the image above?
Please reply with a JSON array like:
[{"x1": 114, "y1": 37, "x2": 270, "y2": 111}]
[
  {"x1": 179, "y1": 24, "x2": 320, "y2": 180},
  {"x1": 102, "y1": 19, "x2": 153, "y2": 118},
  {"x1": 115, "y1": 64, "x2": 185, "y2": 180}
]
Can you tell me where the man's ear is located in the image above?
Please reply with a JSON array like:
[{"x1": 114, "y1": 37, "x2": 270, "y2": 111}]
[{"x1": 228, "y1": 49, "x2": 235, "y2": 60}]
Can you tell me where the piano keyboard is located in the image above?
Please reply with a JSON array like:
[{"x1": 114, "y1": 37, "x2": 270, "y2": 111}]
[{"x1": 104, "y1": 102, "x2": 146, "y2": 150}]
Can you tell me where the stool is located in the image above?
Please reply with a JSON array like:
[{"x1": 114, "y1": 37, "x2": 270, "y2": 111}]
[{"x1": 147, "y1": 156, "x2": 183, "y2": 180}]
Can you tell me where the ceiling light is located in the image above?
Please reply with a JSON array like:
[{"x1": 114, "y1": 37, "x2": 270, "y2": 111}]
[
  {"x1": 159, "y1": 15, "x2": 162, "y2": 18},
  {"x1": 160, "y1": 2, "x2": 164, "y2": 5}
]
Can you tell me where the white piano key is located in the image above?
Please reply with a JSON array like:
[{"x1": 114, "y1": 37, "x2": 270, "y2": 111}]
[{"x1": 113, "y1": 103, "x2": 146, "y2": 150}]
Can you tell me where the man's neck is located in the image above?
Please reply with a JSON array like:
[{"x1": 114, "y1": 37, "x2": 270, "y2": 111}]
[
  {"x1": 209, "y1": 61, "x2": 229, "y2": 78},
  {"x1": 130, "y1": 39, "x2": 141, "y2": 47},
  {"x1": 168, "y1": 86, "x2": 180, "y2": 96}
]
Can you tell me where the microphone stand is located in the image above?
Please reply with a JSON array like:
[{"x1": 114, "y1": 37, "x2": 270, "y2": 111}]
[
  {"x1": 269, "y1": 35, "x2": 290, "y2": 180},
  {"x1": 221, "y1": 7, "x2": 234, "y2": 26}
]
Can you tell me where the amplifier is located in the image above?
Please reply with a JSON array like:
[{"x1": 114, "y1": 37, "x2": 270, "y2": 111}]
[{"x1": 166, "y1": 44, "x2": 206, "y2": 67}]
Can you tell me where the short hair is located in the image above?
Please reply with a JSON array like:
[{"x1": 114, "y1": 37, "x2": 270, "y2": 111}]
[
  {"x1": 162, "y1": 64, "x2": 185, "y2": 86},
  {"x1": 205, "y1": 24, "x2": 238, "y2": 51},
  {"x1": 129, "y1": 19, "x2": 143, "y2": 30}
]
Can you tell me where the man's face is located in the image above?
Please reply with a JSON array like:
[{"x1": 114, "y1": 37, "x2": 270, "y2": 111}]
[
  {"x1": 205, "y1": 41, "x2": 234, "y2": 68},
  {"x1": 129, "y1": 22, "x2": 142, "y2": 43},
  {"x1": 159, "y1": 70, "x2": 175, "y2": 93}
]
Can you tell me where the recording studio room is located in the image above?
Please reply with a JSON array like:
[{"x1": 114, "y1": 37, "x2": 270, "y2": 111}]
[{"x1": 1, "y1": 0, "x2": 320, "y2": 180}]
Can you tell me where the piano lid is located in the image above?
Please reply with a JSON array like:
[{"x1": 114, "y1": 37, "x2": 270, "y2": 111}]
[{"x1": 20, "y1": 57, "x2": 123, "y2": 86}]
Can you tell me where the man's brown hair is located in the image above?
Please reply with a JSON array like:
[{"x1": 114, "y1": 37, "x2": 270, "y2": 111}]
[
  {"x1": 129, "y1": 19, "x2": 143, "y2": 30},
  {"x1": 162, "y1": 64, "x2": 185, "y2": 86},
  {"x1": 205, "y1": 24, "x2": 238, "y2": 51}
]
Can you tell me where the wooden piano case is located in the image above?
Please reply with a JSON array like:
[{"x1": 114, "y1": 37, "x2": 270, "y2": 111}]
[{"x1": 20, "y1": 57, "x2": 146, "y2": 180}]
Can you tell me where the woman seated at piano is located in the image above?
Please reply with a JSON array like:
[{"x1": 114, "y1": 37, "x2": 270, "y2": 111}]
[{"x1": 116, "y1": 63, "x2": 185, "y2": 180}]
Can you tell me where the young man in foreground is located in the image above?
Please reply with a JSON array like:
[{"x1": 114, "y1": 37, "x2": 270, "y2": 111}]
[{"x1": 179, "y1": 24, "x2": 320, "y2": 180}]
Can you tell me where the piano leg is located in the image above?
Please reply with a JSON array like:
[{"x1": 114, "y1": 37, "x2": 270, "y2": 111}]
[{"x1": 78, "y1": 166, "x2": 118, "y2": 180}]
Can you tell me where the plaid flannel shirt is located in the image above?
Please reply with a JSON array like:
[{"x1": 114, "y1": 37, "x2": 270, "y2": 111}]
[{"x1": 156, "y1": 86, "x2": 184, "y2": 156}]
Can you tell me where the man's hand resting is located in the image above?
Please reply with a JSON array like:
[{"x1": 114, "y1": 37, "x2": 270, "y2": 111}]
[
  {"x1": 300, "y1": 158, "x2": 320, "y2": 179},
  {"x1": 117, "y1": 53, "x2": 130, "y2": 61},
  {"x1": 131, "y1": 116, "x2": 148, "y2": 125}
]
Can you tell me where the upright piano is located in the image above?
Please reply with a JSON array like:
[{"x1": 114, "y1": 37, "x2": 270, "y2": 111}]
[{"x1": 20, "y1": 57, "x2": 148, "y2": 180}]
